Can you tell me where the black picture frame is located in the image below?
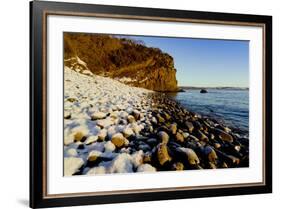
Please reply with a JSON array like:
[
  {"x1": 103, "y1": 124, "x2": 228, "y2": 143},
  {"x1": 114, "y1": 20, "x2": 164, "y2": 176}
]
[{"x1": 30, "y1": 0, "x2": 272, "y2": 208}]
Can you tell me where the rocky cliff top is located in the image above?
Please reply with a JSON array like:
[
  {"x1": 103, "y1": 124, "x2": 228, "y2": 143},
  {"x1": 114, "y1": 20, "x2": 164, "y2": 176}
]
[{"x1": 64, "y1": 33, "x2": 179, "y2": 92}]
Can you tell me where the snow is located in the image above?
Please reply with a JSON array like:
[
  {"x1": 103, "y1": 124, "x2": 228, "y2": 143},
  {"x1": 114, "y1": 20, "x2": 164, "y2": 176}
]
[
  {"x1": 116, "y1": 77, "x2": 137, "y2": 83},
  {"x1": 63, "y1": 66, "x2": 154, "y2": 176},
  {"x1": 137, "y1": 164, "x2": 157, "y2": 172},
  {"x1": 64, "y1": 157, "x2": 84, "y2": 176},
  {"x1": 104, "y1": 141, "x2": 116, "y2": 152},
  {"x1": 107, "y1": 153, "x2": 134, "y2": 173}
]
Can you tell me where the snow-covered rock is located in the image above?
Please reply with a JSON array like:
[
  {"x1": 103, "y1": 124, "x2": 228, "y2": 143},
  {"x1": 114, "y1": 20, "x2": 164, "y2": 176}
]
[
  {"x1": 64, "y1": 157, "x2": 84, "y2": 176},
  {"x1": 137, "y1": 164, "x2": 156, "y2": 172}
]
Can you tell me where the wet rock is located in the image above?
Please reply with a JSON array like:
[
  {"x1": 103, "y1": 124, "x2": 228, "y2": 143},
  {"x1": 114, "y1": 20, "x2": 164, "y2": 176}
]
[
  {"x1": 193, "y1": 121, "x2": 202, "y2": 130},
  {"x1": 175, "y1": 132, "x2": 184, "y2": 143},
  {"x1": 209, "y1": 133, "x2": 215, "y2": 140},
  {"x1": 156, "y1": 114, "x2": 165, "y2": 123},
  {"x1": 214, "y1": 143, "x2": 221, "y2": 149},
  {"x1": 147, "y1": 138, "x2": 158, "y2": 146},
  {"x1": 151, "y1": 117, "x2": 158, "y2": 125},
  {"x1": 111, "y1": 133, "x2": 126, "y2": 148},
  {"x1": 172, "y1": 162, "x2": 184, "y2": 171},
  {"x1": 182, "y1": 132, "x2": 190, "y2": 138},
  {"x1": 185, "y1": 121, "x2": 194, "y2": 133},
  {"x1": 169, "y1": 123, "x2": 177, "y2": 134},
  {"x1": 209, "y1": 162, "x2": 217, "y2": 169},
  {"x1": 203, "y1": 146, "x2": 218, "y2": 163},
  {"x1": 157, "y1": 131, "x2": 169, "y2": 144},
  {"x1": 197, "y1": 130, "x2": 209, "y2": 142},
  {"x1": 221, "y1": 162, "x2": 228, "y2": 168},
  {"x1": 214, "y1": 128, "x2": 234, "y2": 142},
  {"x1": 163, "y1": 112, "x2": 171, "y2": 120},
  {"x1": 224, "y1": 127, "x2": 232, "y2": 133},
  {"x1": 143, "y1": 153, "x2": 152, "y2": 163},
  {"x1": 138, "y1": 144, "x2": 151, "y2": 152},
  {"x1": 157, "y1": 143, "x2": 172, "y2": 166},
  {"x1": 234, "y1": 145, "x2": 241, "y2": 152},
  {"x1": 228, "y1": 155, "x2": 240, "y2": 165},
  {"x1": 177, "y1": 147, "x2": 200, "y2": 166},
  {"x1": 189, "y1": 135, "x2": 200, "y2": 142},
  {"x1": 64, "y1": 157, "x2": 84, "y2": 176}
]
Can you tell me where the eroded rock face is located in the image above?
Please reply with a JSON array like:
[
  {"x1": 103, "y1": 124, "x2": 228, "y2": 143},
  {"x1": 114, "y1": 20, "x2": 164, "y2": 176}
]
[{"x1": 64, "y1": 33, "x2": 178, "y2": 92}]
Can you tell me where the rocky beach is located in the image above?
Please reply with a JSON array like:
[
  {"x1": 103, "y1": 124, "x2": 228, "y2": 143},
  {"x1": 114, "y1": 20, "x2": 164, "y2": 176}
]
[{"x1": 64, "y1": 64, "x2": 249, "y2": 176}]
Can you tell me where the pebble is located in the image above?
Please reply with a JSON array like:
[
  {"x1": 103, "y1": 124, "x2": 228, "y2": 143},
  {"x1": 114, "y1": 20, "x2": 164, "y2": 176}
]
[
  {"x1": 178, "y1": 147, "x2": 200, "y2": 165},
  {"x1": 111, "y1": 133, "x2": 126, "y2": 148},
  {"x1": 172, "y1": 162, "x2": 184, "y2": 171},
  {"x1": 98, "y1": 129, "x2": 107, "y2": 141},
  {"x1": 64, "y1": 157, "x2": 84, "y2": 176},
  {"x1": 203, "y1": 146, "x2": 218, "y2": 163},
  {"x1": 175, "y1": 132, "x2": 184, "y2": 143},
  {"x1": 85, "y1": 135, "x2": 98, "y2": 145},
  {"x1": 215, "y1": 128, "x2": 234, "y2": 142},
  {"x1": 66, "y1": 148, "x2": 78, "y2": 157},
  {"x1": 137, "y1": 164, "x2": 156, "y2": 172},
  {"x1": 87, "y1": 150, "x2": 102, "y2": 162},
  {"x1": 157, "y1": 131, "x2": 169, "y2": 144},
  {"x1": 87, "y1": 166, "x2": 106, "y2": 175},
  {"x1": 91, "y1": 111, "x2": 107, "y2": 120},
  {"x1": 127, "y1": 115, "x2": 135, "y2": 123},
  {"x1": 104, "y1": 141, "x2": 116, "y2": 152},
  {"x1": 157, "y1": 143, "x2": 172, "y2": 165},
  {"x1": 123, "y1": 127, "x2": 134, "y2": 137},
  {"x1": 170, "y1": 123, "x2": 177, "y2": 134},
  {"x1": 185, "y1": 121, "x2": 194, "y2": 133}
]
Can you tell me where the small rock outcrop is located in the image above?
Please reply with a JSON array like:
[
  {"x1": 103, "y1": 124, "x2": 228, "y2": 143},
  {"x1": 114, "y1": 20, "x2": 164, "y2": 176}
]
[{"x1": 200, "y1": 89, "x2": 208, "y2": 93}]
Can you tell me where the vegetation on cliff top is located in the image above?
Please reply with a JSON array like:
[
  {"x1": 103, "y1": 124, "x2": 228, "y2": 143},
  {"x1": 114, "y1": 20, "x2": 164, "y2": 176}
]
[{"x1": 64, "y1": 33, "x2": 178, "y2": 92}]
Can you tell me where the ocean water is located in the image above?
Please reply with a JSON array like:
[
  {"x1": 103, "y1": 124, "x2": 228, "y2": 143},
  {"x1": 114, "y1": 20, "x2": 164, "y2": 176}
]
[{"x1": 167, "y1": 89, "x2": 249, "y2": 134}]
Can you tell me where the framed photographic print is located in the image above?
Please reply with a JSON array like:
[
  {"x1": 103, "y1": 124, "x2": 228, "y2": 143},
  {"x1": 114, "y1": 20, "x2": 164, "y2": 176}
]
[{"x1": 30, "y1": 0, "x2": 272, "y2": 208}]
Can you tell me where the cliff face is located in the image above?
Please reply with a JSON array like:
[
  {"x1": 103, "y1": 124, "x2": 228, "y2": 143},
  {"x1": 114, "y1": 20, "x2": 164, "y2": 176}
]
[{"x1": 64, "y1": 33, "x2": 178, "y2": 92}]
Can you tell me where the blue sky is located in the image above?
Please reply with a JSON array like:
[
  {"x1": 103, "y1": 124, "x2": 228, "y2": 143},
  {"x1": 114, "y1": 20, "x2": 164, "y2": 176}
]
[{"x1": 117, "y1": 35, "x2": 249, "y2": 87}]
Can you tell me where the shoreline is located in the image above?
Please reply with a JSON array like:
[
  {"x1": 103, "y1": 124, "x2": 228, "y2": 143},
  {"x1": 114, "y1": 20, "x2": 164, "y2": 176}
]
[{"x1": 64, "y1": 67, "x2": 249, "y2": 176}]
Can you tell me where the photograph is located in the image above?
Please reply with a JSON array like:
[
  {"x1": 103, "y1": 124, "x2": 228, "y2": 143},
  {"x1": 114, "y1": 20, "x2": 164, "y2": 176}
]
[
  {"x1": 29, "y1": 1, "x2": 272, "y2": 207},
  {"x1": 63, "y1": 32, "x2": 250, "y2": 176}
]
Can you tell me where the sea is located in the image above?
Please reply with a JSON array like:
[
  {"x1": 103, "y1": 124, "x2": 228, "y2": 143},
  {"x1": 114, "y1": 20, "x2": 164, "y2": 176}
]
[{"x1": 167, "y1": 89, "x2": 249, "y2": 134}]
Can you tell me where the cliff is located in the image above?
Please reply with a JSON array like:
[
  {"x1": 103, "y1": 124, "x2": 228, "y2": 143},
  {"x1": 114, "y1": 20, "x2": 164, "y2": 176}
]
[{"x1": 64, "y1": 33, "x2": 178, "y2": 92}]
